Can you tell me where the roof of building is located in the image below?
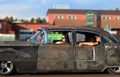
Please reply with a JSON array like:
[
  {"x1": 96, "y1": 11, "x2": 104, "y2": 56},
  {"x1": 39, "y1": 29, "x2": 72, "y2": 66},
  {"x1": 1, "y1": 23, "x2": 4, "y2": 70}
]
[
  {"x1": 47, "y1": 9, "x2": 120, "y2": 15},
  {"x1": 54, "y1": 19, "x2": 86, "y2": 26}
]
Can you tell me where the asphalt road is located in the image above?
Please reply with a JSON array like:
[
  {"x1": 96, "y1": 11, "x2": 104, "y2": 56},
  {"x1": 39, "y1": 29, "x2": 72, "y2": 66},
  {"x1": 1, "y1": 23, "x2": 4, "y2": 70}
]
[{"x1": 0, "y1": 73, "x2": 120, "y2": 77}]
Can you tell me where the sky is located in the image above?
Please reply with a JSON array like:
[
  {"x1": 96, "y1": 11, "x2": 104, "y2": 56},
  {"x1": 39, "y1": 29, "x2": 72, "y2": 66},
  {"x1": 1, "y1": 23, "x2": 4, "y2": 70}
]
[{"x1": 0, "y1": 0, "x2": 120, "y2": 20}]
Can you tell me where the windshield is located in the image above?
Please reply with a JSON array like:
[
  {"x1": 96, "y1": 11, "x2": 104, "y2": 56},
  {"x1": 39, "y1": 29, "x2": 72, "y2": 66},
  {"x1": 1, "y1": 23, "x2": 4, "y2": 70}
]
[{"x1": 31, "y1": 30, "x2": 45, "y2": 44}]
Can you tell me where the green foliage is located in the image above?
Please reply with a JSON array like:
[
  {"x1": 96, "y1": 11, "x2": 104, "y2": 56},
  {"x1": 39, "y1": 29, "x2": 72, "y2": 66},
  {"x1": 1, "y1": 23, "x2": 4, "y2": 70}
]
[
  {"x1": 30, "y1": 18, "x2": 35, "y2": 23},
  {"x1": 3, "y1": 16, "x2": 14, "y2": 22},
  {"x1": 3, "y1": 16, "x2": 46, "y2": 23},
  {"x1": 115, "y1": 8, "x2": 119, "y2": 11},
  {"x1": 36, "y1": 18, "x2": 46, "y2": 23}
]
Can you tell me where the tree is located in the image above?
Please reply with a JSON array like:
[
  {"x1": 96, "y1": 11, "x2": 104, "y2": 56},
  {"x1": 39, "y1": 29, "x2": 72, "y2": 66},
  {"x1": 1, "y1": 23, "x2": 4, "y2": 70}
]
[
  {"x1": 36, "y1": 17, "x2": 42, "y2": 23},
  {"x1": 115, "y1": 8, "x2": 119, "y2": 11},
  {"x1": 20, "y1": 19, "x2": 29, "y2": 23},
  {"x1": 30, "y1": 18, "x2": 35, "y2": 23},
  {"x1": 9, "y1": 16, "x2": 14, "y2": 22},
  {"x1": 36, "y1": 17, "x2": 46, "y2": 23},
  {"x1": 2, "y1": 16, "x2": 46, "y2": 23},
  {"x1": 23, "y1": 20, "x2": 29, "y2": 23},
  {"x1": 3, "y1": 16, "x2": 14, "y2": 22},
  {"x1": 42, "y1": 18, "x2": 46, "y2": 23},
  {"x1": 3, "y1": 16, "x2": 9, "y2": 21},
  {"x1": 21, "y1": 19, "x2": 24, "y2": 22}
]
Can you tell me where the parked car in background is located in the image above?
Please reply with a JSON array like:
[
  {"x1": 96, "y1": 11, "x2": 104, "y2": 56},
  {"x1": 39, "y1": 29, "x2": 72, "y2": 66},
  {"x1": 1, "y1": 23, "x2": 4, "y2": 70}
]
[{"x1": 0, "y1": 26, "x2": 120, "y2": 75}]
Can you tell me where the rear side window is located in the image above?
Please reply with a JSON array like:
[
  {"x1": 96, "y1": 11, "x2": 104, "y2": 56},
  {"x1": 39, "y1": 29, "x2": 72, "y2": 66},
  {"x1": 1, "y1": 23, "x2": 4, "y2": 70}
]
[{"x1": 75, "y1": 30, "x2": 101, "y2": 46}]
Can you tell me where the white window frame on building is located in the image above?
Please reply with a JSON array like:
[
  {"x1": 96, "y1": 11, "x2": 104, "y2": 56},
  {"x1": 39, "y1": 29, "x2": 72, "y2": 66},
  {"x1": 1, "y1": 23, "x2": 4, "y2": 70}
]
[
  {"x1": 0, "y1": 23, "x2": 2, "y2": 29},
  {"x1": 68, "y1": 16, "x2": 77, "y2": 19},
  {"x1": 115, "y1": 16, "x2": 120, "y2": 20},
  {"x1": 55, "y1": 16, "x2": 64, "y2": 19},
  {"x1": 102, "y1": 16, "x2": 111, "y2": 20}
]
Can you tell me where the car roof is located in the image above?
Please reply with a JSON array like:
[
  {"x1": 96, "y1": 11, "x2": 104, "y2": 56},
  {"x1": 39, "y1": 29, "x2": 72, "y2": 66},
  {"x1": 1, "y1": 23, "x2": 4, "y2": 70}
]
[{"x1": 40, "y1": 26, "x2": 109, "y2": 35}]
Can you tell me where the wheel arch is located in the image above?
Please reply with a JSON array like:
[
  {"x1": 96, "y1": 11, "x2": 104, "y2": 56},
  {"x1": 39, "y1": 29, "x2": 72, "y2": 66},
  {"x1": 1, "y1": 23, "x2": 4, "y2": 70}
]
[
  {"x1": 0, "y1": 48, "x2": 17, "y2": 61},
  {"x1": 101, "y1": 66, "x2": 120, "y2": 74}
]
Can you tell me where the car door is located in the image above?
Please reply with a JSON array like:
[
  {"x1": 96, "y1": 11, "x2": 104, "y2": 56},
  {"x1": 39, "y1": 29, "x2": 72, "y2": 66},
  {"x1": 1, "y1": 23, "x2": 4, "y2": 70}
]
[
  {"x1": 37, "y1": 30, "x2": 75, "y2": 71},
  {"x1": 75, "y1": 30, "x2": 106, "y2": 71}
]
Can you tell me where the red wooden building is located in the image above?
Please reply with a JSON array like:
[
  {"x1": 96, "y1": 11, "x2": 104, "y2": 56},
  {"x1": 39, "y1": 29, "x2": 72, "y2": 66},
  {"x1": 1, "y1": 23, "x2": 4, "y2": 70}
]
[
  {"x1": 0, "y1": 20, "x2": 48, "y2": 40},
  {"x1": 47, "y1": 9, "x2": 120, "y2": 40},
  {"x1": 0, "y1": 20, "x2": 14, "y2": 34}
]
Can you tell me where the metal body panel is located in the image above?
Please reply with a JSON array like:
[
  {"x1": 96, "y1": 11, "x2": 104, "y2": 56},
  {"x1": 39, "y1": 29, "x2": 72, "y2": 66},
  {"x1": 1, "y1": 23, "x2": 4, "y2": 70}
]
[
  {"x1": 0, "y1": 42, "x2": 39, "y2": 73},
  {"x1": 76, "y1": 45, "x2": 106, "y2": 71},
  {"x1": 37, "y1": 44, "x2": 75, "y2": 72},
  {"x1": 107, "y1": 44, "x2": 120, "y2": 66}
]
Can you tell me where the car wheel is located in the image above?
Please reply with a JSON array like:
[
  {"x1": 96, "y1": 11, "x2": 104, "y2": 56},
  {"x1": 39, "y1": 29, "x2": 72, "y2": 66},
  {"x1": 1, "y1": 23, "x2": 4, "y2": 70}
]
[
  {"x1": 108, "y1": 67, "x2": 120, "y2": 74},
  {"x1": 0, "y1": 61, "x2": 14, "y2": 75}
]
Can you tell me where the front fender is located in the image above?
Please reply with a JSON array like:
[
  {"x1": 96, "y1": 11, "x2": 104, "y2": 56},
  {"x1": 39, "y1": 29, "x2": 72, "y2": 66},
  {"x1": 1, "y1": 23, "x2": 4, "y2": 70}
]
[
  {"x1": 0, "y1": 48, "x2": 17, "y2": 61},
  {"x1": 0, "y1": 48, "x2": 37, "y2": 73}
]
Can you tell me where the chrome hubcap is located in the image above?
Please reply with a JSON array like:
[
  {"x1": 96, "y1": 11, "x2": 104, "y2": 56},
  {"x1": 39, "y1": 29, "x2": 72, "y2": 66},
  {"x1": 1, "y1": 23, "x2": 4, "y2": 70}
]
[
  {"x1": 0, "y1": 61, "x2": 13, "y2": 74},
  {"x1": 111, "y1": 67, "x2": 120, "y2": 73}
]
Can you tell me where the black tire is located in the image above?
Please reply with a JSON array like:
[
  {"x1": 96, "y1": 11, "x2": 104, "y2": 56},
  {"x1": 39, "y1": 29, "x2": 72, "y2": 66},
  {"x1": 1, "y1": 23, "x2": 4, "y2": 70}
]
[
  {"x1": 0, "y1": 61, "x2": 15, "y2": 75},
  {"x1": 108, "y1": 67, "x2": 120, "y2": 74}
]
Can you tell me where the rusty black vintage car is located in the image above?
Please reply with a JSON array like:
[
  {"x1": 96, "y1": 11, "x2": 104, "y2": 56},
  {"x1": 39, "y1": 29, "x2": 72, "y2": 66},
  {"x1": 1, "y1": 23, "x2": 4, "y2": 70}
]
[{"x1": 0, "y1": 26, "x2": 120, "y2": 75}]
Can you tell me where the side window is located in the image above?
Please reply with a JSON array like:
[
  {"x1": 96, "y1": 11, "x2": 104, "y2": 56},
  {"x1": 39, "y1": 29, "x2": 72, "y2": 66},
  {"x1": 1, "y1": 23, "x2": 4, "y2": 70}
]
[
  {"x1": 76, "y1": 31, "x2": 101, "y2": 47},
  {"x1": 76, "y1": 33, "x2": 85, "y2": 43},
  {"x1": 47, "y1": 31, "x2": 73, "y2": 45}
]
